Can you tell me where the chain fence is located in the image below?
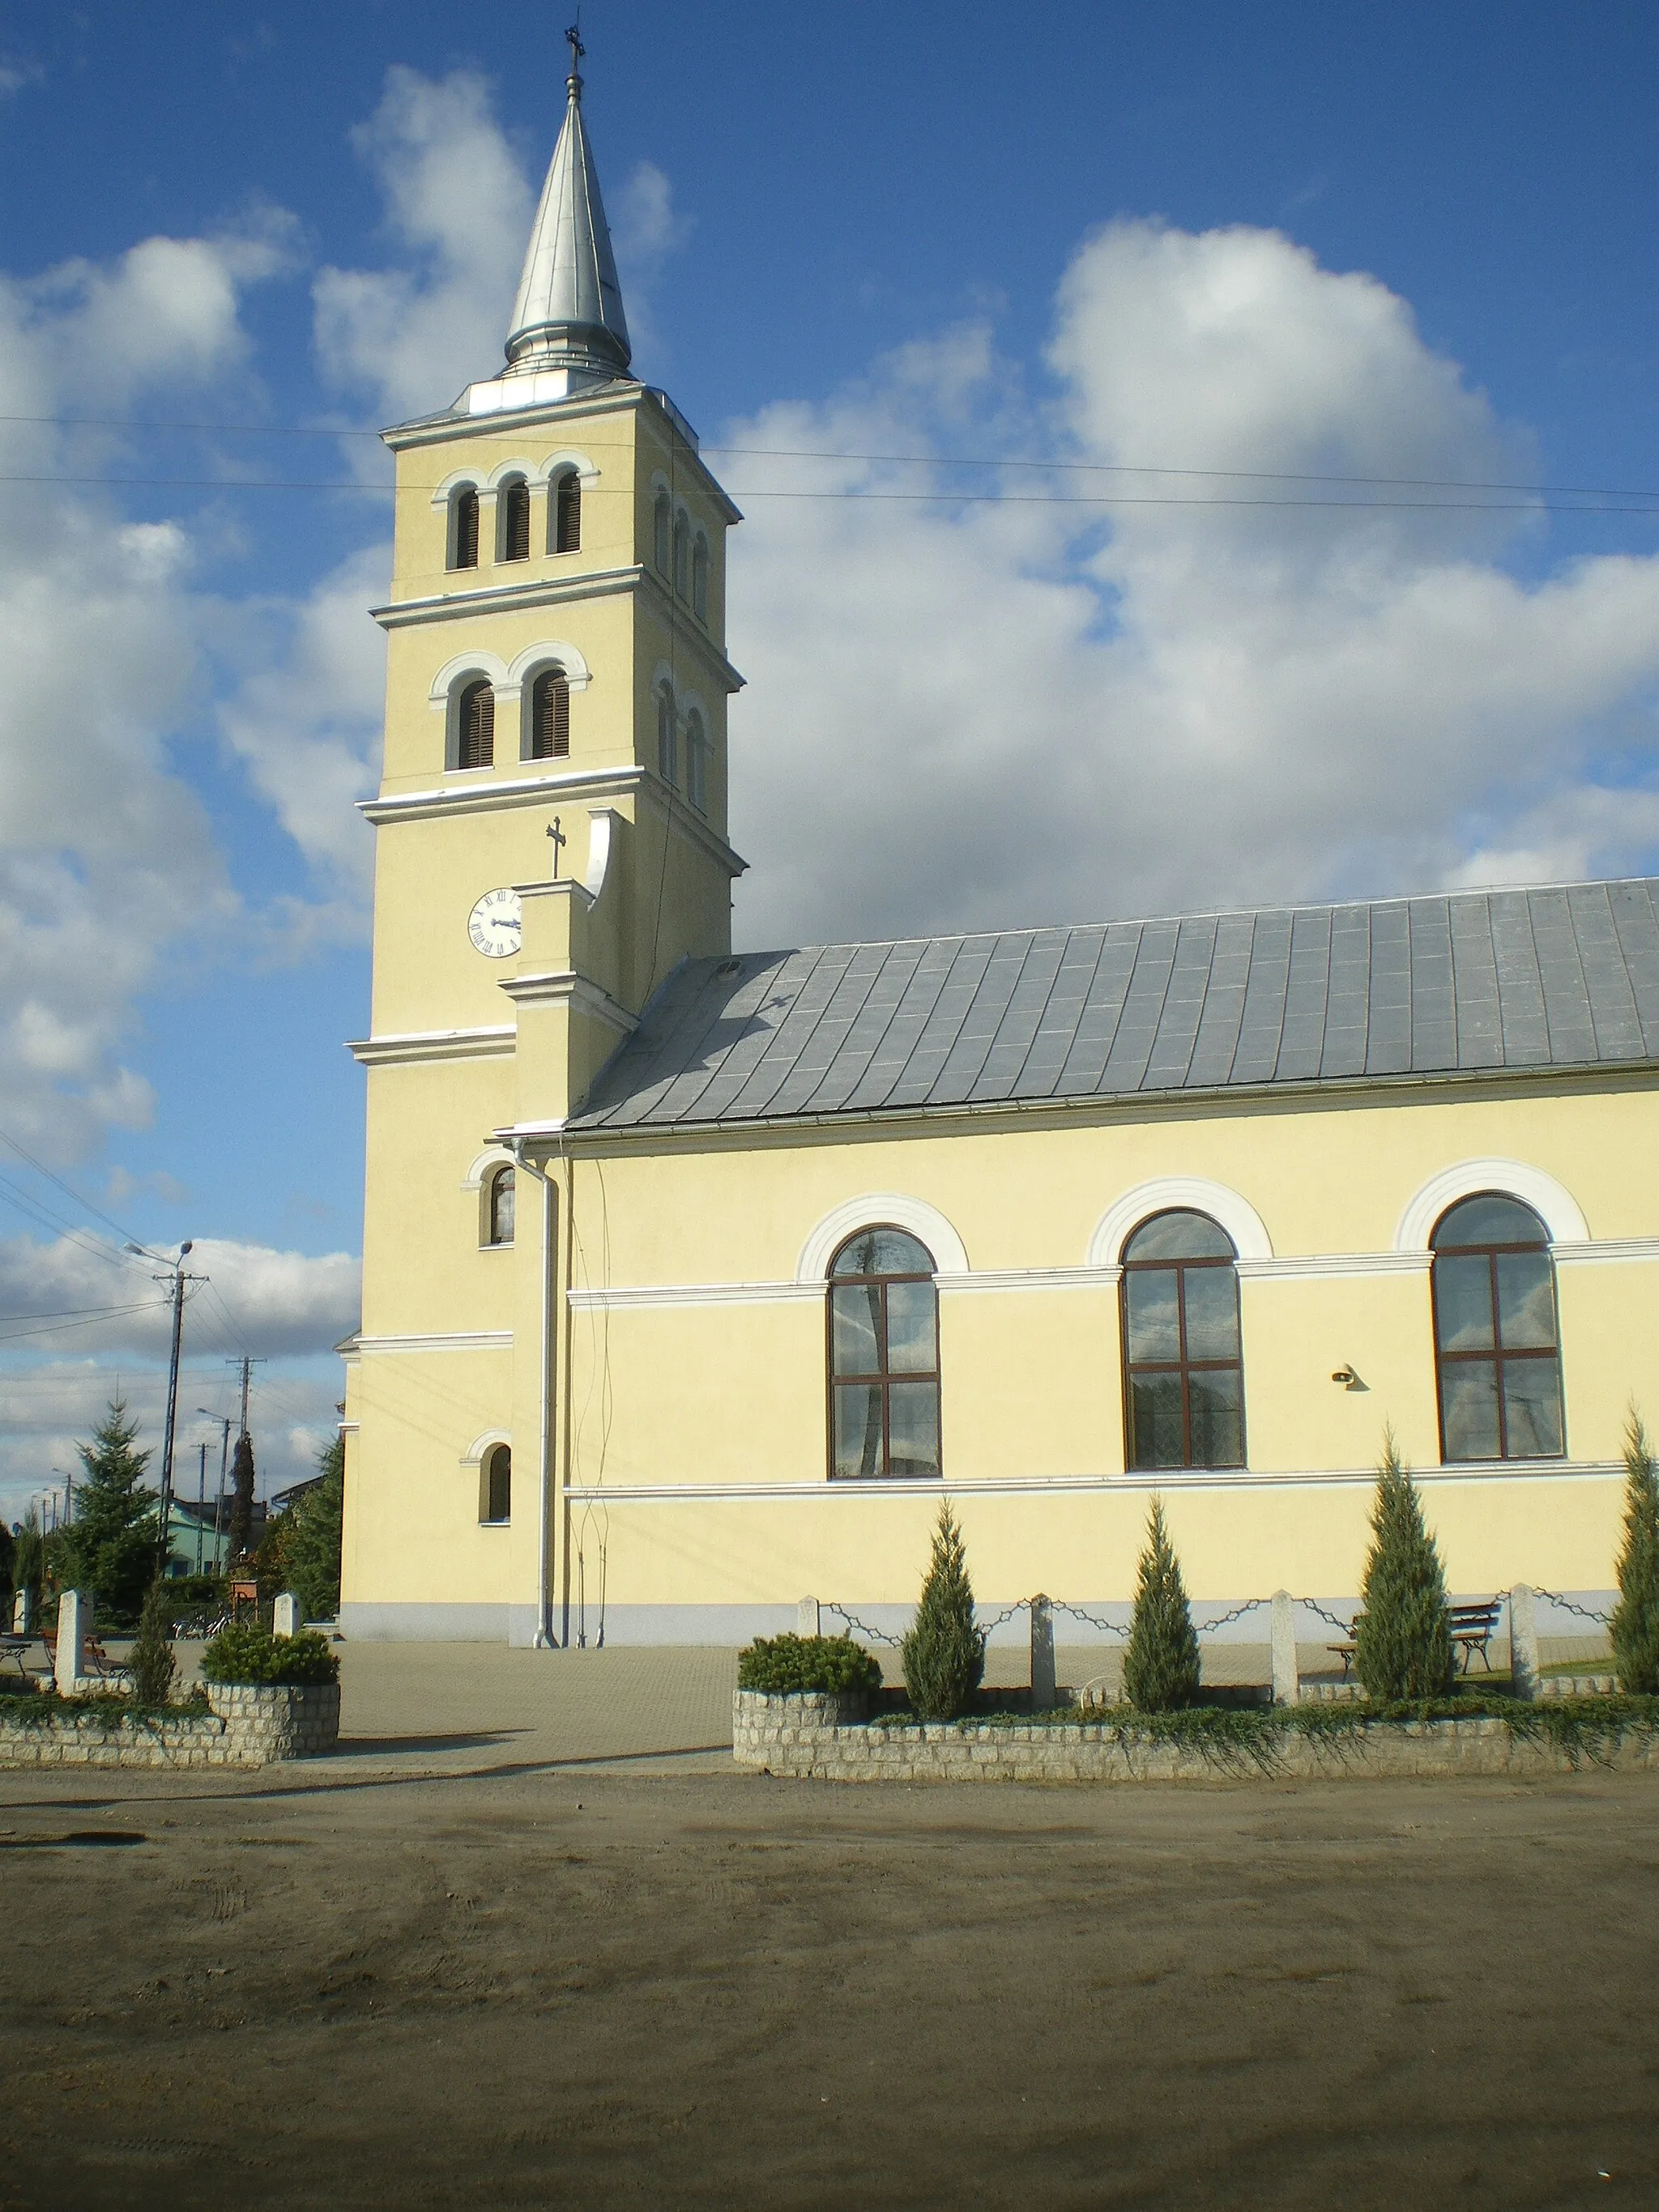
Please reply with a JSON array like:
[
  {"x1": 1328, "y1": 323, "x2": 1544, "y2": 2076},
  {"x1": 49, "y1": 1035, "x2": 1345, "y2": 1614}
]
[
  {"x1": 821, "y1": 1603, "x2": 902, "y2": 1649},
  {"x1": 1530, "y1": 1584, "x2": 1612, "y2": 1627}
]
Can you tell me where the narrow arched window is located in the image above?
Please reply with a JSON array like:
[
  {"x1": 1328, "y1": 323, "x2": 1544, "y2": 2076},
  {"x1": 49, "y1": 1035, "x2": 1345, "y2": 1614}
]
[
  {"x1": 654, "y1": 491, "x2": 672, "y2": 574},
  {"x1": 500, "y1": 478, "x2": 531, "y2": 561},
  {"x1": 457, "y1": 679, "x2": 494, "y2": 770},
  {"x1": 672, "y1": 513, "x2": 689, "y2": 599},
  {"x1": 685, "y1": 708, "x2": 708, "y2": 812},
  {"x1": 691, "y1": 533, "x2": 710, "y2": 622},
  {"x1": 482, "y1": 1444, "x2": 511, "y2": 1524},
  {"x1": 829, "y1": 1228, "x2": 940, "y2": 1481},
  {"x1": 488, "y1": 1166, "x2": 516, "y2": 1247},
  {"x1": 552, "y1": 471, "x2": 581, "y2": 553},
  {"x1": 656, "y1": 681, "x2": 678, "y2": 786},
  {"x1": 450, "y1": 486, "x2": 480, "y2": 570},
  {"x1": 1122, "y1": 1210, "x2": 1244, "y2": 1469},
  {"x1": 530, "y1": 667, "x2": 569, "y2": 760},
  {"x1": 1431, "y1": 1195, "x2": 1563, "y2": 1461}
]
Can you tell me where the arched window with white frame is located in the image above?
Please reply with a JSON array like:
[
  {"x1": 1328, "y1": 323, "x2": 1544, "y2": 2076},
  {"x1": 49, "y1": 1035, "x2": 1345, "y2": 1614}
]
[
  {"x1": 656, "y1": 680, "x2": 678, "y2": 786},
  {"x1": 450, "y1": 485, "x2": 480, "y2": 571},
  {"x1": 1121, "y1": 1209, "x2": 1245, "y2": 1470},
  {"x1": 480, "y1": 1444, "x2": 511, "y2": 1524},
  {"x1": 653, "y1": 491, "x2": 672, "y2": 574},
  {"x1": 672, "y1": 512, "x2": 690, "y2": 599},
  {"x1": 550, "y1": 469, "x2": 581, "y2": 554},
  {"x1": 684, "y1": 708, "x2": 708, "y2": 812},
  {"x1": 529, "y1": 666, "x2": 570, "y2": 760},
  {"x1": 828, "y1": 1227, "x2": 941, "y2": 1481},
  {"x1": 455, "y1": 679, "x2": 494, "y2": 770},
  {"x1": 485, "y1": 1166, "x2": 515, "y2": 1247},
  {"x1": 499, "y1": 476, "x2": 531, "y2": 562},
  {"x1": 1431, "y1": 1194, "x2": 1563, "y2": 1461}
]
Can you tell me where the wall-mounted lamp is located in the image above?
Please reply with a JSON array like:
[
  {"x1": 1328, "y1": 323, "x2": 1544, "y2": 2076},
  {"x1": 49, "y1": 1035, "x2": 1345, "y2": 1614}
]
[{"x1": 1330, "y1": 1366, "x2": 1368, "y2": 1392}]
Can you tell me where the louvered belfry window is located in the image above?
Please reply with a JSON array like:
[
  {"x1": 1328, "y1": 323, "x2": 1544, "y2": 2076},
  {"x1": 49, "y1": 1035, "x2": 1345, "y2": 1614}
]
[
  {"x1": 501, "y1": 479, "x2": 531, "y2": 561},
  {"x1": 531, "y1": 667, "x2": 569, "y2": 760},
  {"x1": 451, "y1": 487, "x2": 480, "y2": 570},
  {"x1": 458, "y1": 680, "x2": 494, "y2": 769},
  {"x1": 553, "y1": 471, "x2": 582, "y2": 553}
]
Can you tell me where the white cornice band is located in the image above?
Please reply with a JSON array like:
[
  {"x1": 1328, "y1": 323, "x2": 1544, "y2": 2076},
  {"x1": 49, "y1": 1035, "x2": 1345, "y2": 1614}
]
[
  {"x1": 348, "y1": 1026, "x2": 516, "y2": 1067},
  {"x1": 356, "y1": 1331, "x2": 514, "y2": 1355}
]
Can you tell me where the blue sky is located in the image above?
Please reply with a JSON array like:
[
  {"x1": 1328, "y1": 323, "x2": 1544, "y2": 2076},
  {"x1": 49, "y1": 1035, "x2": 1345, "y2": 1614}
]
[{"x1": 1, "y1": 1, "x2": 1656, "y2": 1518}]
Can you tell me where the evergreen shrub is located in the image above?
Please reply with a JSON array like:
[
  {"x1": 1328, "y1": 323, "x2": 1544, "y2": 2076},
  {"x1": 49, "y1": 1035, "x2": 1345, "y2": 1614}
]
[
  {"x1": 1121, "y1": 1498, "x2": 1201, "y2": 1712},
  {"x1": 55, "y1": 1400, "x2": 160, "y2": 1626},
  {"x1": 1610, "y1": 1411, "x2": 1659, "y2": 1695},
  {"x1": 200, "y1": 1625, "x2": 339, "y2": 1687},
  {"x1": 736, "y1": 1634, "x2": 883, "y2": 1695},
  {"x1": 129, "y1": 1578, "x2": 177, "y2": 1707},
  {"x1": 900, "y1": 1502, "x2": 986, "y2": 1720},
  {"x1": 1353, "y1": 1436, "x2": 1453, "y2": 1700}
]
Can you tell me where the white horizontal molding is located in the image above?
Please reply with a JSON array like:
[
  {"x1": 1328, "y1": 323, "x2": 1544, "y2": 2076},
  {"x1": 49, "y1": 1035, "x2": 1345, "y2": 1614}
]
[
  {"x1": 356, "y1": 1331, "x2": 514, "y2": 1355},
  {"x1": 348, "y1": 1025, "x2": 515, "y2": 1067},
  {"x1": 1551, "y1": 1236, "x2": 1659, "y2": 1266},
  {"x1": 498, "y1": 969, "x2": 638, "y2": 1038},
  {"x1": 372, "y1": 563, "x2": 642, "y2": 629},
  {"x1": 936, "y1": 1266, "x2": 1115, "y2": 1295},
  {"x1": 564, "y1": 1459, "x2": 1623, "y2": 1504},
  {"x1": 360, "y1": 763, "x2": 647, "y2": 826},
  {"x1": 1236, "y1": 1251, "x2": 1432, "y2": 1281}
]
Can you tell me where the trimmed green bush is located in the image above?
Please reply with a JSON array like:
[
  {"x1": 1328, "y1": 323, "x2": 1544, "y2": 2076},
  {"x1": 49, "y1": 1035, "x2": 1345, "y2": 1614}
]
[
  {"x1": 736, "y1": 1633, "x2": 883, "y2": 1695},
  {"x1": 1121, "y1": 1497, "x2": 1201, "y2": 1712},
  {"x1": 1354, "y1": 1435, "x2": 1453, "y2": 1700},
  {"x1": 901, "y1": 1502, "x2": 986, "y2": 1721},
  {"x1": 1611, "y1": 1409, "x2": 1659, "y2": 1694},
  {"x1": 199, "y1": 1624, "x2": 339, "y2": 1686},
  {"x1": 129, "y1": 1577, "x2": 177, "y2": 1707}
]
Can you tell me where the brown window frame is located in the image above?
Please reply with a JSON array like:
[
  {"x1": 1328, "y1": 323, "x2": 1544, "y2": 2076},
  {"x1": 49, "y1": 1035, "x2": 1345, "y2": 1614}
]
[
  {"x1": 1431, "y1": 1194, "x2": 1564, "y2": 1463},
  {"x1": 825, "y1": 1228, "x2": 941, "y2": 1482},
  {"x1": 1120, "y1": 1212, "x2": 1246, "y2": 1471}
]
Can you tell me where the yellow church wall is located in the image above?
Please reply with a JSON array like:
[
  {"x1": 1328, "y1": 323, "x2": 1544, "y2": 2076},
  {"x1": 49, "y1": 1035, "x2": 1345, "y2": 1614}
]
[
  {"x1": 359, "y1": 1056, "x2": 516, "y2": 1337},
  {"x1": 556, "y1": 1475, "x2": 1627, "y2": 1619}
]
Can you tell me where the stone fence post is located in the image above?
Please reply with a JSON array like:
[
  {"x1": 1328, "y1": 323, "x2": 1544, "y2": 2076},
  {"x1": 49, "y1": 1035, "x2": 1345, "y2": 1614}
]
[
  {"x1": 1508, "y1": 1584, "x2": 1539, "y2": 1701},
  {"x1": 11, "y1": 1588, "x2": 31, "y2": 1634},
  {"x1": 55, "y1": 1588, "x2": 85, "y2": 1695},
  {"x1": 273, "y1": 1592, "x2": 301, "y2": 1639},
  {"x1": 796, "y1": 1596, "x2": 821, "y2": 1639},
  {"x1": 1270, "y1": 1591, "x2": 1299, "y2": 1707},
  {"x1": 1030, "y1": 1595, "x2": 1056, "y2": 1710}
]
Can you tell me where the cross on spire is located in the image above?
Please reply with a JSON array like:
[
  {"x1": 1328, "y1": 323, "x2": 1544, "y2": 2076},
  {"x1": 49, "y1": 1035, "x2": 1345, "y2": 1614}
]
[
  {"x1": 565, "y1": 20, "x2": 585, "y2": 87},
  {"x1": 547, "y1": 816, "x2": 567, "y2": 878}
]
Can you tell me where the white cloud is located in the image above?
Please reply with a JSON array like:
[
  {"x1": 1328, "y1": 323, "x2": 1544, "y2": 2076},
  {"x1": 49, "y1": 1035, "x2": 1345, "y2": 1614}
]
[
  {"x1": 313, "y1": 67, "x2": 531, "y2": 423},
  {"x1": 724, "y1": 219, "x2": 1659, "y2": 948}
]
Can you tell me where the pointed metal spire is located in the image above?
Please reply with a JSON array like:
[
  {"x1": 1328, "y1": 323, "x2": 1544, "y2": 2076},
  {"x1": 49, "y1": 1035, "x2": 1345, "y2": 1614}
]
[{"x1": 503, "y1": 28, "x2": 632, "y2": 386}]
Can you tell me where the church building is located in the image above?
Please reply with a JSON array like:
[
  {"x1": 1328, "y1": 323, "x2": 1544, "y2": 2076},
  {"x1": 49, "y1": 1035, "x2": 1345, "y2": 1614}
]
[{"x1": 339, "y1": 51, "x2": 1659, "y2": 1644}]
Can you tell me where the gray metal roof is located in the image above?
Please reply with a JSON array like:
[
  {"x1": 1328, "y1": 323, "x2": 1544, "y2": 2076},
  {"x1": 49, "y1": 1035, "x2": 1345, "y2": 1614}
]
[
  {"x1": 504, "y1": 65, "x2": 631, "y2": 381},
  {"x1": 570, "y1": 880, "x2": 1659, "y2": 1132}
]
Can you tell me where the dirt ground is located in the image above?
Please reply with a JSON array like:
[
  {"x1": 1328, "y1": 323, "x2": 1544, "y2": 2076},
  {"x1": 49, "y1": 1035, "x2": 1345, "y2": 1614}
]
[{"x1": 1, "y1": 1760, "x2": 1656, "y2": 2211}]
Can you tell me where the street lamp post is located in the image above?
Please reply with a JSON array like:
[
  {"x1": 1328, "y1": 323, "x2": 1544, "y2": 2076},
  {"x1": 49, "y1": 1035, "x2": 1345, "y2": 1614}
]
[{"x1": 127, "y1": 1241, "x2": 198, "y2": 1579}]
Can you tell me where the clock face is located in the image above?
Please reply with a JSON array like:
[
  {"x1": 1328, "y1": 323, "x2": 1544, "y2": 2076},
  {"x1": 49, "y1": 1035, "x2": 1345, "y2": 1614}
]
[{"x1": 467, "y1": 886, "x2": 522, "y2": 958}]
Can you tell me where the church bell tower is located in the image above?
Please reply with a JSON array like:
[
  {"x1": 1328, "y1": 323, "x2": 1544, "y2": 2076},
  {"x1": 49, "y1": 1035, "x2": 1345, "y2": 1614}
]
[{"x1": 343, "y1": 40, "x2": 744, "y2": 1644}]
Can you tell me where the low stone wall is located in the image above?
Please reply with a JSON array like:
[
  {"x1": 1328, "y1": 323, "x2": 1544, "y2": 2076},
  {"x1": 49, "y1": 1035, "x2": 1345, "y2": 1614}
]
[
  {"x1": 732, "y1": 1691, "x2": 1659, "y2": 1784},
  {"x1": 0, "y1": 1681, "x2": 341, "y2": 1769}
]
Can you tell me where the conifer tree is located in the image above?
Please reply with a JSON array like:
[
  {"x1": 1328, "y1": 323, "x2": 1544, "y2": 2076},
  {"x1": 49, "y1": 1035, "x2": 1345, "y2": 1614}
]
[
  {"x1": 1610, "y1": 1409, "x2": 1659, "y2": 1694},
  {"x1": 130, "y1": 1576, "x2": 177, "y2": 1707},
  {"x1": 277, "y1": 1435, "x2": 345, "y2": 1624},
  {"x1": 900, "y1": 1502, "x2": 986, "y2": 1720},
  {"x1": 56, "y1": 1400, "x2": 160, "y2": 1626},
  {"x1": 1354, "y1": 1434, "x2": 1453, "y2": 1700},
  {"x1": 227, "y1": 1430, "x2": 257, "y2": 1562},
  {"x1": 11, "y1": 1507, "x2": 45, "y2": 1622},
  {"x1": 1121, "y1": 1497, "x2": 1201, "y2": 1712}
]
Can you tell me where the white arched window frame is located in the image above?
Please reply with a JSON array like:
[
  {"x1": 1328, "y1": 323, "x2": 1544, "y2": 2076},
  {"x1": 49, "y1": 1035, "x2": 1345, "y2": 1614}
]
[
  {"x1": 672, "y1": 509, "x2": 690, "y2": 599},
  {"x1": 436, "y1": 478, "x2": 484, "y2": 571},
  {"x1": 431, "y1": 653, "x2": 510, "y2": 771},
  {"x1": 463, "y1": 1147, "x2": 518, "y2": 1248},
  {"x1": 797, "y1": 1195, "x2": 970, "y2": 1283},
  {"x1": 1086, "y1": 1178, "x2": 1273, "y2": 1269},
  {"x1": 652, "y1": 487, "x2": 672, "y2": 575},
  {"x1": 1394, "y1": 1161, "x2": 1590, "y2": 1252},
  {"x1": 502, "y1": 641, "x2": 593, "y2": 761},
  {"x1": 537, "y1": 449, "x2": 598, "y2": 554}
]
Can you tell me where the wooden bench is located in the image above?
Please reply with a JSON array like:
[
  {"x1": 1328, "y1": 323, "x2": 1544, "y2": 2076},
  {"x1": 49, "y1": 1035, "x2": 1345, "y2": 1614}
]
[
  {"x1": 36, "y1": 1629, "x2": 117, "y2": 1683},
  {"x1": 0, "y1": 1634, "x2": 36, "y2": 1681},
  {"x1": 1328, "y1": 1597, "x2": 1506, "y2": 1681}
]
